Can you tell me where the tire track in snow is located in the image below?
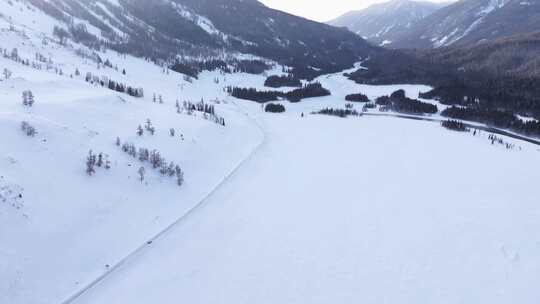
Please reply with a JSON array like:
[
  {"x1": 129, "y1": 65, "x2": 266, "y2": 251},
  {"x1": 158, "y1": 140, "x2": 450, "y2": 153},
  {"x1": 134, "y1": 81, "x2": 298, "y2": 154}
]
[{"x1": 59, "y1": 106, "x2": 267, "y2": 304}]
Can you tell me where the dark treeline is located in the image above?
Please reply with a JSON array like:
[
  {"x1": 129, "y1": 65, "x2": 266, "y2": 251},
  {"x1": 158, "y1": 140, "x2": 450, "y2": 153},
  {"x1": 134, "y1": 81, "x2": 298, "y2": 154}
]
[
  {"x1": 227, "y1": 87, "x2": 283, "y2": 103},
  {"x1": 285, "y1": 82, "x2": 331, "y2": 103},
  {"x1": 346, "y1": 37, "x2": 540, "y2": 134},
  {"x1": 441, "y1": 120, "x2": 469, "y2": 132},
  {"x1": 264, "y1": 75, "x2": 302, "y2": 88},
  {"x1": 345, "y1": 93, "x2": 370, "y2": 102},
  {"x1": 442, "y1": 106, "x2": 540, "y2": 137},
  {"x1": 227, "y1": 82, "x2": 331, "y2": 103},
  {"x1": 85, "y1": 72, "x2": 144, "y2": 98},
  {"x1": 265, "y1": 103, "x2": 286, "y2": 113},
  {"x1": 314, "y1": 108, "x2": 360, "y2": 118},
  {"x1": 376, "y1": 89, "x2": 437, "y2": 115},
  {"x1": 170, "y1": 59, "x2": 271, "y2": 78}
]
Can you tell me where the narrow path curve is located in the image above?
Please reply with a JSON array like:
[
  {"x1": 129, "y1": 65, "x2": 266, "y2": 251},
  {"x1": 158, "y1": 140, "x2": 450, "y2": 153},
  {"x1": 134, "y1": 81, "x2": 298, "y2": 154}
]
[{"x1": 59, "y1": 108, "x2": 267, "y2": 304}]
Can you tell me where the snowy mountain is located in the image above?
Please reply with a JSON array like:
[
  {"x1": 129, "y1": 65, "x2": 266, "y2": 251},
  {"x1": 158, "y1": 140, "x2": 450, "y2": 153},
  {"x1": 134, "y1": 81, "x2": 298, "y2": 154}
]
[
  {"x1": 328, "y1": 0, "x2": 445, "y2": 46},
  {"x1": 23, "y1": 0, "x2": 375, "y2": 75},
  {"x1": 2, "y1": 0, "x2": 540, "y2": 304},
  {"x1": 393, "y1": 0, "x2": 540, "y2": 48}
]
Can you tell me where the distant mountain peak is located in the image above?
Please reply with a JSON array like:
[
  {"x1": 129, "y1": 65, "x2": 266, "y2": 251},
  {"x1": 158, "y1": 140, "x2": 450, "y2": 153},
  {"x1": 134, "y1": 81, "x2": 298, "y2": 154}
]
[
  {"x1": 328, "y1": 0, "x2": 446, "y2": 46},
  {"x1": 392, "y1": 0, "x2": 540, "y2": 48}
]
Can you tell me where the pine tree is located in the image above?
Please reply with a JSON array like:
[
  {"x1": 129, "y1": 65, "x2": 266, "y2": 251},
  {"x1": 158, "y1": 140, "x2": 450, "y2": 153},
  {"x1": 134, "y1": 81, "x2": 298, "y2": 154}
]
[
  {"x1": 116, "y1": 137, "x2": 121, "y2": 146},
  {"x1": 104, "y1": 154, "x2": 111, "y2": 170},
  {"x1": 169, "y1": 128, "x2": 175, "y2": 137},
  {"x1": 137, "y1": 125, "x2": 144, "y2": 136},
  {"x1": 175, "y1": 165, "x2": 184, "y2": 187},
  {"x1": 22, "y1": 91, "x2": 28, "y2": 106},
  {"x1": 138, "y1": 166, "x2": 146, "y2": 182},
  {"x1": 97, "y1": 153, "x2": 103, "y2": 167},
  {"x1": 167, "y1": 162, "x2": 176, "y2": 177},
  {"x1": 86, "y1": 150, "x2": 96, "y2": 176},
  {"x1": 27, "y1": 91, "x2": 34, "y2": 107}
]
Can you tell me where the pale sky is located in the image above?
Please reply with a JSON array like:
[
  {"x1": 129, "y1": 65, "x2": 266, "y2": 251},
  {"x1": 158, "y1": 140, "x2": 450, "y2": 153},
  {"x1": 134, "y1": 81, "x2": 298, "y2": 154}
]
[{"x1": 259, "y1": 0, "x2": 447, "y2": 22}]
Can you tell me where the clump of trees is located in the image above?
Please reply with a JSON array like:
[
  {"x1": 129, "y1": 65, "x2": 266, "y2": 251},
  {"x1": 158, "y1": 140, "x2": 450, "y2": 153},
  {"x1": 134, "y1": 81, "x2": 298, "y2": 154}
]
[
  {"x1": 441, "y1": 106, "x2": 540, "y2": 136},
  {"x1": 487, "y1": 133, "x2": 517, "y2": 150},
  {"x1": 313, "y1": 108, "x2": 360, "y2": 118},
  {"x1": 85, "y1": 150, "x2": 111, "y2": 176},
  {"x1": 441, "y1": 120, "x2": 469, "y2": 132},
  {"x1": 265, "y1": 103, "x2": 286, "y2": 113},
  {"x1": 20, "y1": 121, "x2": 37, "y2": 137},
  {"x1": 285, "y1": 82, "x2": 331, "y2": 103},
  {"x1": 264, "y1": 75, "x2": 302, "y2": 88},
  {"x1": 227, "y1": 82, "x2": 331, "y2": 103},
  {"x1": 345, "y1": 93, "x2": 370, "y2": 103},
  {"x1": 85, "y1": 72, "x2": 144, "y2": 98},
  {"x1": 22, "y1": 90, "x2": 35, "y2": 107},
  {"x1": 119, "y1": 142, "x2": 184, "y2": 187},
  {"x1": 176, "y1": 100, "x2": 226, "y2": 126},
  {"x1": 376, "y1": 89, "x2": 438, "y2": 115},
  {"x1": 227, "y1": 87, "x2": 282, "y2": 103},
  {"x1": 170, "y1": 58, "x2": 271, "y2": 78}
]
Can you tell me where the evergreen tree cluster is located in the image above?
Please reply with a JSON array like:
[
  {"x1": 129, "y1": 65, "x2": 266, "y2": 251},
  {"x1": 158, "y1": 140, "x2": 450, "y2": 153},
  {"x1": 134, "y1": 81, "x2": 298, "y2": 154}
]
[
  {"x1": 0, "y1": 46, "x2": 69, "y2": 77},
  {"x1": 227, "y1": 87, "x2": 282, "y2": 103},
  {"x1": 135, "y1": 119, "x2": 156, "y2": 136},
  {"x1": 264, "y1": 75, "x2": 302, "y2": 88},
  {"x1": 362, "y1": 103, "x2": 377, "y2": 110},
  {"x1": 345, "y1": 93, "x2": 370, "y2": 103},
  {"x1": 84, "y1": 72, "x2": 144, "y2": 98},
  {"x1": 487, "y1": 134, "x2": 517, "y2": 150},
  {"x1": 22, "y1": 90, "x2": 35, "y2": 107},
  {"x1": 264, "y1": 103, "x2": 286, "y2": 113},
  {"x1": 376, "y1": 89, "x2": 438, "y2": 115},
  {"x1": 441, "y1": 120, "x2": 469, "y2": 132},
  {"x1": 119, "y1": 141, "x2": 184, "y2": 187},
  {"x1": 441, "y1": 106, "x2": 540, "y2": 137},
  {"x1": 170, "y1": 58, "x2": 270, "y2": 78},
  {"x1": 313, "y1": 108, "x2": 360, "y2": 118},
  {"x1": 85, "y1": 150, "x2": 111, "y2": 176},
  {"x1": 20, "y1": 121, "x2": 37, "y2": 137},
  {"x1": 285, "y1": 82, "x2": 331, "y2": 103},
  {"x1": 176, "y1": 100, "x2": 226, "y2": 126},
  {"x1": 227, "y1": 82, "x2": 331, "y2": 103}
]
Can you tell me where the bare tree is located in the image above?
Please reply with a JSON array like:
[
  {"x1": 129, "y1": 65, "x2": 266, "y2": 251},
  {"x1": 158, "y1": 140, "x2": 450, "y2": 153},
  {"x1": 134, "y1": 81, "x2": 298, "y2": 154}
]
[{"x1": 138, "y1": 166, "x2": 146, "y2": 182}]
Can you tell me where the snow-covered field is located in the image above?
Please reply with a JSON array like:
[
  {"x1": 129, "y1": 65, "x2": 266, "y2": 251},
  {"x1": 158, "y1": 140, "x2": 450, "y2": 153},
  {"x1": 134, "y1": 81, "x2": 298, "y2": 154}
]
[
  {"x1": 1, "y1": 2, "x2": 540, "y2": 303},
  {"x1": 74, "y1": 110, "x2": 540, "y2": 304}
]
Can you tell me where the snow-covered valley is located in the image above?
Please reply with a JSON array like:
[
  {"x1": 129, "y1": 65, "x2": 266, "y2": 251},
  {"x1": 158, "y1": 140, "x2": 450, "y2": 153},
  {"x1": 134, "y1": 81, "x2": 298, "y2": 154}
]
[
  {"x1": 1, "y1": 1, "x2": 540, "y2": 303},
  {"x1": 75, "y1": 111, "x2": 540, "y2": 304}
]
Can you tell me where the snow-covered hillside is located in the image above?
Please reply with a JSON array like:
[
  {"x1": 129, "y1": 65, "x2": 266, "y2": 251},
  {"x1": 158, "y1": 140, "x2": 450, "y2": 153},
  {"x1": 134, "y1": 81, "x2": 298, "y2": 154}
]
[
  {"x1": 75, "y1": 109, "x2": 540, "y2": 304},
  {"x1": 1, "y1": 1, "x2": 540, "y2": 304},
  {"x1": 0, "y1": 9, "x2": 267, "y2": 303}
]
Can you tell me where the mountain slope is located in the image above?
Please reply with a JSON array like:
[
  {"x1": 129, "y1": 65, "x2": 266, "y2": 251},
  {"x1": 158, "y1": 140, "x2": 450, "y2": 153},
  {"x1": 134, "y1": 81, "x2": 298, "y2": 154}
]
[
  {"x1": 24, "y1": 0, "x2": 376, "y2": 75},
  {"x1": 328, "y1": 0, "x2": 445, "y2": 46},
  {"x1": 393, "y1": 0, "x2": 540, "y2": 48},
  {"x1": 347, "y1": 31, "x2": 540, "y2": 119}
]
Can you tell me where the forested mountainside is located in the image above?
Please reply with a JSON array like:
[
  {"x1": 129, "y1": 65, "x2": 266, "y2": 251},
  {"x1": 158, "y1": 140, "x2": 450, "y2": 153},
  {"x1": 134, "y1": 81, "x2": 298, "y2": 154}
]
[
  {"x1": 329, "y1": 0, "x2": 444, "y2": 46},
  {"x1": 392, "y1": 0, "x2": 540, "y2": 48},
  {"x1": 25, "y1": 0, "x2": 376, "y2": 77},
  {"x1": 347, "y1": 32, "x2": 540, "y2": 133}
]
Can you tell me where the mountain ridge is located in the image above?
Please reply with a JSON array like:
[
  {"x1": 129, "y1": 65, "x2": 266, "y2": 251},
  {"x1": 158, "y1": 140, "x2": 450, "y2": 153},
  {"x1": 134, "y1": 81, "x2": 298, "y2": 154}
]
[
  {"x1": 25, "y1": 0, "x2": 376, "y2": 77},
  {"x1": 328, "y1": 0, "x2": 446, "y2": 46}
]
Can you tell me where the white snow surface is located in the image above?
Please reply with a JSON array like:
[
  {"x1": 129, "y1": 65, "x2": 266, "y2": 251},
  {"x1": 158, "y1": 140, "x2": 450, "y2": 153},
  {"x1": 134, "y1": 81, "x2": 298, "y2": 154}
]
[
  {"x1": 1, "y1": 7, "x2": 540, "y2": 304},
  {"x1": 76, "y1": 113, "x2": 540, "y2": 304}
]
